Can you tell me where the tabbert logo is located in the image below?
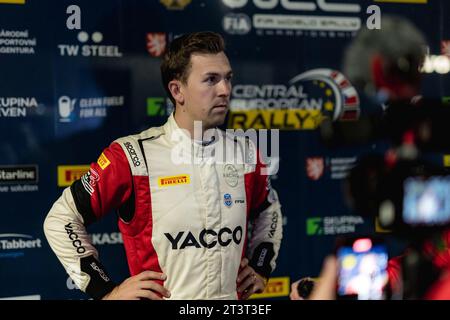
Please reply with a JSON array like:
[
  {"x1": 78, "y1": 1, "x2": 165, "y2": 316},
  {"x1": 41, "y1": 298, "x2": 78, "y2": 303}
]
[
  {"x1": 0, "y1": 233, "x2": 42, "y2": 259},
  {"x1": 58, "y1": 5, "x2": 122, "y2": 57}
]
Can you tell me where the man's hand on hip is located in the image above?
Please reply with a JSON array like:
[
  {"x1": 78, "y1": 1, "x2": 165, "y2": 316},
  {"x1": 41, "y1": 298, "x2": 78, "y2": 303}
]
[
  {"x1": 237, "y1": 258, "x2": 267, "y2": 300},
  {"x1": 102, "y1": 271, "x2": 171, "y2": 300}
]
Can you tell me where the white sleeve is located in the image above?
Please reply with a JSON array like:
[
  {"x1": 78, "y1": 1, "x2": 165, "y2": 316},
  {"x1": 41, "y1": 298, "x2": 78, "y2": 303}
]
[{"x1": 43, "y1": 187, "x2": 116, "y2": 299}]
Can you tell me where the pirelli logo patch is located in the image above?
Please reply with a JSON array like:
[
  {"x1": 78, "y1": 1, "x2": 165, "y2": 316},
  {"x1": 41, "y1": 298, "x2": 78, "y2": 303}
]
[
  {"x1": 158, "y1": 175, "x2": 190, "y2": 187},
  {"x1": 0, "y1": 0, "x2": 26, "y2": 4},
  {"x1": 58, "y1": 165, "x2": 90, "y2": 187},
  {"x1": 249, "y1": 277, "x2": 290, "y2": 299},
  {"x1": 97, "y1": 153, "x2": 111, "y2": 170}
]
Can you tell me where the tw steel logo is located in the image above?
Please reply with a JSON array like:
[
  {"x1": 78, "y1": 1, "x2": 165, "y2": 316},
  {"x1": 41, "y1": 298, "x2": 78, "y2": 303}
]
[
  {"x1": 124, "y1": 142, "x2": 141, "y2": 167},
  {"x1": 65, "y1": 223, "x2": 86, "y2": 254},
  {"x1": 165, "y1": 226, "x2": 243, "y2": 249}
]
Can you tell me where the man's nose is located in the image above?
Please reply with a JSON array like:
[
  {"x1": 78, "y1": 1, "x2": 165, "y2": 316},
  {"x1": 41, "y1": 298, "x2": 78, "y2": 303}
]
[{"x1": 217, "y1": 79, "x2": 231, "y2": 97}]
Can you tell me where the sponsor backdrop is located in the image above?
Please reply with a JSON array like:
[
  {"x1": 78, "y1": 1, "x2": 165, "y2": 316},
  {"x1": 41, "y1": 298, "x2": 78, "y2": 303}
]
[{"x1": 0, "y1": 0, "x2": 447, "y2": 299}]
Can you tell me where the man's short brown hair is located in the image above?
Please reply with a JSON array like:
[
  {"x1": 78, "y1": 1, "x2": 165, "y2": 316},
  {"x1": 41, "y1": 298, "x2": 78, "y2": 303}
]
[{"x1": 160, "y1": 31, "x2": 225, "y2": 105}]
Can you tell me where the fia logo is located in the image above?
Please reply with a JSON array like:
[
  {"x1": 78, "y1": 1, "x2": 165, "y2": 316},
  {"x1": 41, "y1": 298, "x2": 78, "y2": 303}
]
[{"x1": 223, "y1": 13, "x2": 251, "y2": 35}]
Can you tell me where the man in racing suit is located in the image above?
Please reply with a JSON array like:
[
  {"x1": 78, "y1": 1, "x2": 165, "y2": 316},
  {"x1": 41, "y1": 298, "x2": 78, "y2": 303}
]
[{"x1": 43, "y1": 31, "x2": 283, "y2": 300}]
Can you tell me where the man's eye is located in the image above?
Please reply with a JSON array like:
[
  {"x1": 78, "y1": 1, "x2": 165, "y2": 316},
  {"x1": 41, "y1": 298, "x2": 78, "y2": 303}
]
[{"x1": 205, "y1": 77, "x2": 216, "y2": 83}]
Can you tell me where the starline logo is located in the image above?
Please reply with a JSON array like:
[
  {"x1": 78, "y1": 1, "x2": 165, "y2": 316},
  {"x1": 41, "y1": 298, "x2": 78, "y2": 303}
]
[{"x1": 0, "y1": 165, "x2": 38, "y2": 184}]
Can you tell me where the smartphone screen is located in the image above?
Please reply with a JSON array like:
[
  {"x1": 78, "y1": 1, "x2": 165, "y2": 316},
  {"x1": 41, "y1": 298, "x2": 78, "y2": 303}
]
[
  {"x1": 403, "y1": 176, "x2": 450, "y2": 226},
  {"x1": 337, "y1": 238, "x2": 389, "y2": 300}
]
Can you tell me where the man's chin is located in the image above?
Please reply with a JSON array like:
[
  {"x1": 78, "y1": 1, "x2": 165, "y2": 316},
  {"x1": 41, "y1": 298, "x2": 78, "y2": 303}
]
[{"x1": 206, "y1": 112, "x2": 228, "y2": 127}]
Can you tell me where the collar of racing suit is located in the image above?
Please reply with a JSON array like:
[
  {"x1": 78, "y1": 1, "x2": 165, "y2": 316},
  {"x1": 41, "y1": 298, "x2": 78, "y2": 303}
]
[{"x1": 163, "y1": 113, "x2": 222, "y2": 162}]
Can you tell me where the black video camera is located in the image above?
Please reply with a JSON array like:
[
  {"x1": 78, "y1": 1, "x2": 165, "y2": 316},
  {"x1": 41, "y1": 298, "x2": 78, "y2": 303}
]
[
  {"x1": 322, "y1": 98, "x2": 450, "y2": 237},
  {"x1": 346, "y1": 155, "x2": 450, "y2": 238}
]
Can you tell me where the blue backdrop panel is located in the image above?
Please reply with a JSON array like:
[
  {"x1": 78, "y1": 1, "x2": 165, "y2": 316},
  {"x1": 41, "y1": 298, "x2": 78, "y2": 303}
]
[{"x1": 0, "y1": 0, "x2": 447, "y2": 299}]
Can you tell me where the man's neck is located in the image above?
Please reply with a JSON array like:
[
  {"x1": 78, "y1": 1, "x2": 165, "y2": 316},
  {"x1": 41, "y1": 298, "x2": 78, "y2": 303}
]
[{"x1": 173, "y1": 111, "x2": 215, "y2": 142}]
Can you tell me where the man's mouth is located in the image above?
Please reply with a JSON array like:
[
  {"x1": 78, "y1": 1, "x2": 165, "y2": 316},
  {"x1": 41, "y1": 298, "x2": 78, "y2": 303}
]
[{"x1": 213, "y1": 104, "x2": 228, "y2": 109}]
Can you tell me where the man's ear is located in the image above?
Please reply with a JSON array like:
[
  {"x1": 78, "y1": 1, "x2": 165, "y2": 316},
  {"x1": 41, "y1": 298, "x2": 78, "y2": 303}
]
[{"x1": 168, "y1": 80, "x2": 184, "y2": 105}]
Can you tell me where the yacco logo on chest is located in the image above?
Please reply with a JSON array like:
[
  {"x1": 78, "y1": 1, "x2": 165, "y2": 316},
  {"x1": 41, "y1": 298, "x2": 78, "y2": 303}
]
[{"x1": 164, "y1": 226, "x2": 243, "y2": 249}]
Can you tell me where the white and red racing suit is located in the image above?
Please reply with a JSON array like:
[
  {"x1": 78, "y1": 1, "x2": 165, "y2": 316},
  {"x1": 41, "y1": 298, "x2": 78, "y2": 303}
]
[{"x1": 43, "y1": 114, "x2": 283, "y2": 300}]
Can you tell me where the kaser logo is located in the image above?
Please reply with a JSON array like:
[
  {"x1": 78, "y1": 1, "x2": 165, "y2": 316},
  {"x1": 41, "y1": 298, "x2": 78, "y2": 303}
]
[
  {"x1": 65, "y1": 223, "x2": 86, "y2": 254},
  {"x1": 124, "y1": 142, "x2": 141, "y2": 167},
  {"x1": 0, "y1": 97, "x2": 38, "y2": 117},
  {"x1": 146, "y1": 33, "x2": 166, "y2": 57},
  {"x1": 160, "y1": 0, "x2": 192, "y2": 10},
  {"x1": 90, "y1": 232, "x2": 123, "y2": 245},
  {"x1": 165, "y1": 226, "x2": 243, "y2": 249},
  {"x1": 223, "y1": 13, "x2": 251, "y2": 35},
  {"x1": 158, "y1": 175, "x2": 190, "y2": 187},
  {"x1": 0, "y1": 233, "x2": 42, "y2": 259},
  {"x1": 306, "y1": 157, "x2": 324, "y2": 180},
  {"x1": 57, "y1": 165, "x2": 90, "y2": 187}
]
